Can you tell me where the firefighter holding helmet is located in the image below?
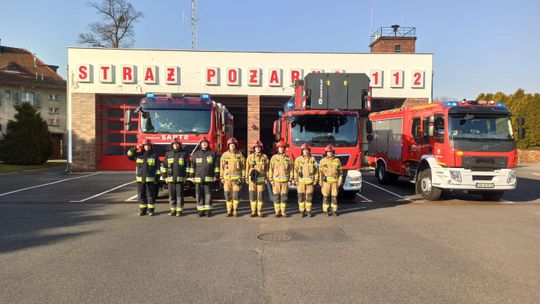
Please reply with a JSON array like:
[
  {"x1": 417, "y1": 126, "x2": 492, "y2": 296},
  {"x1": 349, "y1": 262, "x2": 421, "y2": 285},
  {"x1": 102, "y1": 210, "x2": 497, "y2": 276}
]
[
  {"x1": 220, "y1": 137, "x2": 245, "y2": 217},
  {"x1": 245, "y1": 140, "x2": 269, "y2": 217},
  {"x1": 268, "y1": 142, "x2": 293, "y2": 217},
  {"x1": 161, "y1": 138, "x2": 189, "y2": 216},
  {"x1": 319, "y1": 144, "x2": 343, "y2": 216},
  {"x1": 293, "y1": 143, "x2": 318, "y2": 217},
  {"x1": 188, "y1": 137, "x2": 219, "y2": 217},
  {"x1": 127, "y1": 139, "x2": 161, "y2": 216}
]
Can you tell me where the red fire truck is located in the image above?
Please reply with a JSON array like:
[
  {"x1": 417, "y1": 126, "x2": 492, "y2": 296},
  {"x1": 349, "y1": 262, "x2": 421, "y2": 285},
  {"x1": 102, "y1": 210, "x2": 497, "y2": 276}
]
[
  {"x1": 273, "y1": 73, "x2": 372, "y2": 197},
  {"x1": 366, "y1": 100, "x2": 524, "y2": 201},
  {"x1": 124, "y1": 93, "x2": 233, "y2": 187}
]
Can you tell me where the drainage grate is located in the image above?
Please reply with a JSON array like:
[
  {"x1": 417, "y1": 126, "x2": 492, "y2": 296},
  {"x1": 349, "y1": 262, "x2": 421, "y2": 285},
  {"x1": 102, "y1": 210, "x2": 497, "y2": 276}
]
[{"x1": 257, "y1": 233, "x2": 293, "y2": 242}]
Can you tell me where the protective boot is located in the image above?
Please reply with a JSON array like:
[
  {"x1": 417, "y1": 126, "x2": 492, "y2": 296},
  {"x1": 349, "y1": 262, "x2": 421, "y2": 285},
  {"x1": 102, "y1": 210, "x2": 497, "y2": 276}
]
[
  {"x1": 233, "y1": 200, "x2": 239, "y2": 217},
  {"x1": 138, "y1": 207, "x2": 147, "y2": 216},
  {"x1": 250, "y1": 201, "x2": 257, "y2": 217},
  {"x1": 206, "y1": 211, "x2": 212, "y2": 217},
  {"x1": 274, "y1": 203, "x2": 281, "y2": 217},
  {"x1": 331, "y1": 197, "x2": 338, "y2": 217},
  {"x1": 198, "y1": 211, "x2": 206, "y2": 217},
  {"x1": 257, "y1": 201, "x2": 264, "y2": 217},
  {"x1": 176, "y1": 208, "x2": 182, "y2": 217},
  {"x1": 147, "y1": 205, "x2": 155, "y2": 216},
  {"x1": 226, "y1": 201, "x2": 233, "y2": 217},
  {"x1": 280, "y1": 203, "x2": 287, "y2": 218},
  {"x1": 306, "y1": 202, "x2": 313, "y2": 217}
]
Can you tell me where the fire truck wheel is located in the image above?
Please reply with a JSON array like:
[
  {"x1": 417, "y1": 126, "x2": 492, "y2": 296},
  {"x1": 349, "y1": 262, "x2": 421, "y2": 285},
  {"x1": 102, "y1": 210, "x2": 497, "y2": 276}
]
[
  {"x1": 480, "y1": 191, "x2": 504, "y2": 201},
  {"x1": 418, "y1": 169, "x2": 442, "y2": 200},
  {"x1": 376, "y1": 162, "x2": 398, "y2": 185}
]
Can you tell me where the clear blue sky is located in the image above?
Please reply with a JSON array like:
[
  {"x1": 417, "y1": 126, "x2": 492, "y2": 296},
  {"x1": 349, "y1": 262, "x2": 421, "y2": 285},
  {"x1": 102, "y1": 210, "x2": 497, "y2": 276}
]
[{"x1": 1, "y1": 0, "x2": 539, "y2": 99}]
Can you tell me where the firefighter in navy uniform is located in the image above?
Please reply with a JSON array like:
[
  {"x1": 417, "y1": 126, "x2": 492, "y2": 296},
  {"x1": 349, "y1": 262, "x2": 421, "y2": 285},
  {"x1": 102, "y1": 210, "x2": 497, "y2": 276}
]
[
  {"x1": 188, "y1": 137, "x2": 219, "y2": 217},
  {"x1": 319, "y1": 145, "x2": 343, "y2": 216},
  {"x1": 220, "y1": 138, "x2": 245, "y2": 217},
  {"x1": 245, "y1": 141, "x2": 269, "y2": 217},
  {"x1": 268, "y1": 142, "x2": 293, "y2": 217},
  {"x1": 161, "y1": 138, "x2": 189, "y2": 216},
  {"x1": 127, "y1": 139, "x2": 161, "y2": 216},
  {"x1": 293, "y1": 143, "x2": 318, "y2": 217}
]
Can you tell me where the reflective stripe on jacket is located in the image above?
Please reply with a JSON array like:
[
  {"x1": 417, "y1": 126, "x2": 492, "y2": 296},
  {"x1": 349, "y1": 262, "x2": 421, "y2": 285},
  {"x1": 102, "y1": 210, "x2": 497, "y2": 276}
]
[{"x1": 127, "y1": 147, "x2": 160, "y2": 183}]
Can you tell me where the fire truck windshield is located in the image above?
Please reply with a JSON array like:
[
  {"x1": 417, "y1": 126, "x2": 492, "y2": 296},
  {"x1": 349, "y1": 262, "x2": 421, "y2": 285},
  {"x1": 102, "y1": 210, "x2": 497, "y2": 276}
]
[
  {"x1": 449, "y1": 114, "x2": 513, "y2": 140},
  {"x1": 140, "y1": 109, "x2": 211, "y2": 134},
  {"x1": 290, "y1": 114, "x2": 358, "y2": 147}
]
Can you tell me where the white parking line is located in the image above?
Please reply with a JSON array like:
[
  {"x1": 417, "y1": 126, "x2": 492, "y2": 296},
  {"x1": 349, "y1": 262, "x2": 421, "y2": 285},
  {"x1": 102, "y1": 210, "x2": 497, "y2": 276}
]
[
  {"x1": 125, "y1": 194, "x2": 138, "y2": 202},
  {"x1": 70, "y1": 180, "x2": 136, "y2": 203},
  {"x1": 0, "y1": 172, "x2": 101, "y2": 198},
  {"x1": 356, "y1": 193, "x2": 373, "y2": 202},
  {"x1": 362, "y1": 180, "x2": 412, "y2": 201}
]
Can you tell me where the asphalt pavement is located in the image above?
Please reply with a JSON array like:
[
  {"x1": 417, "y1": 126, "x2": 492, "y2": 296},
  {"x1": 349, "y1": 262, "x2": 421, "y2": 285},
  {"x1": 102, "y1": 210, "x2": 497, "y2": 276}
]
[{"x1": 0, "y1": 166, "x2": 539, "y2": 303}]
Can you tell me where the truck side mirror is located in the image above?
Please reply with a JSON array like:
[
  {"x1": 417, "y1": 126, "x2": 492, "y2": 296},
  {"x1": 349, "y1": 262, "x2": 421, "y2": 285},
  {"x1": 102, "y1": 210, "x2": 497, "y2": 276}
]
[
  {"x1": 366, "y1": 120, "x2": 373, "y2": 141},
  {"x1": 518, "y1": 127, "x2": 526, "y2": 139},
  {"x1": 125, "y1": 109, "x2": 132, "y2": 131},
  {"x1": 273, "y1": 119, "x2": 282, "y2": 141},
  {"x1": 517, "y1": 117, "x2": 525, "y2": 126},
  {"x1": 427, "y1": 116, "x2": 435, "y2": 137}
]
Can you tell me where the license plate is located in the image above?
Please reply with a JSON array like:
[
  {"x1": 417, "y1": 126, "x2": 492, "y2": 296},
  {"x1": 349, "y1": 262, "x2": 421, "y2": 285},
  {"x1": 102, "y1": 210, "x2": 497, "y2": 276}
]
[{"x1": 476, "y1": 183, "x2": 495, "y2": 189}]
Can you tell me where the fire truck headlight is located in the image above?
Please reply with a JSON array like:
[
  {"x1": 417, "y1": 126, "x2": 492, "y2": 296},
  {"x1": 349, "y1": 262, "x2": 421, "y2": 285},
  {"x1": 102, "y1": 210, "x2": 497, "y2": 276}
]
[
  {"x1": 507, "y1": 172, "x2": 517, "y2": 184},
  {"x1": 450, "y1": 170, "x2": 462, "y2": 183}
]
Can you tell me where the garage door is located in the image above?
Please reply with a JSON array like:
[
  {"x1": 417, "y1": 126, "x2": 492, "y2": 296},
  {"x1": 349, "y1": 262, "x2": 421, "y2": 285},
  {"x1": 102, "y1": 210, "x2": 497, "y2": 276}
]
[{"x1": 98, "y1": 95, "x2": 142, "y2": 170}]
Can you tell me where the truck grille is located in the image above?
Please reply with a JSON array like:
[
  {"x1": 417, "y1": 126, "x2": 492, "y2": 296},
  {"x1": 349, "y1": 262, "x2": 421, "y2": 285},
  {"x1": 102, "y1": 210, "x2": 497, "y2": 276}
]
[
  {"x1": 472, "y1": 175, "x2": 494, "y2": 181},
  {"x1": 462, "y1": 156, "x2": 507, "y2": 170}
]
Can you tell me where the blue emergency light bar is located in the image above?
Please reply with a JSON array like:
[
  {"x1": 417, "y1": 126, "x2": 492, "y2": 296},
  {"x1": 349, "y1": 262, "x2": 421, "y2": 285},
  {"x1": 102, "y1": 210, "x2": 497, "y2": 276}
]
[
  {"x1": 146, "y1": 92, "x2": 155, "y2": 99},
  {"x1": 443, "y1": 101, "x2": 458, "y2": 107},
  {"x1": 201, "y1": 93, "x2": 211, "y2": 100}
]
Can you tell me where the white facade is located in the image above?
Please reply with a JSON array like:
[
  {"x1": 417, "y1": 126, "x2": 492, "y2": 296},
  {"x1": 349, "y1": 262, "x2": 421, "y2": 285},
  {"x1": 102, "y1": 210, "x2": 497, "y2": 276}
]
[{"x1": 67, "y1": 48, "x2": 433, "y2": 101}]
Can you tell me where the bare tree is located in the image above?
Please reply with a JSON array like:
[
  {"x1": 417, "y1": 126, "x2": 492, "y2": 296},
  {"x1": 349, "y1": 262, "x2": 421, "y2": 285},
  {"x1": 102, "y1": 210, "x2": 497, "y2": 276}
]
[{"x1": 78, "y1": 0, "x2": 143, "y2": 48}]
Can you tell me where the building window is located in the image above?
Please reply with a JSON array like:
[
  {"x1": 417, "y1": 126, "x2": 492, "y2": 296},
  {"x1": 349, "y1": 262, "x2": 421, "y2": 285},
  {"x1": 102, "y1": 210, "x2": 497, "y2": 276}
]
[
  {"x1": 48, "y1": 118, "x2": 60, "y2": 127},
  {"x1": 48, "y1": 94, "x2": 60, "y2": 101},
  {"x1": 34, "y1": 92, "x2": 42, "y2": 108},
  {"x1": 49, "y1": 107, "x2": 60, "y2": 115},
  {"x1": 13, "y1": 91, "x2": 21, "y2": 105},
  {"x1": 395, "y1": 45, "x2": 401, "y2": 53},
  {"x1": 4, "y1": 90, "x2": 11, "y2": 100},
  {"x1": 21, "y1": 92, "x2": 34, "y2": 103}
]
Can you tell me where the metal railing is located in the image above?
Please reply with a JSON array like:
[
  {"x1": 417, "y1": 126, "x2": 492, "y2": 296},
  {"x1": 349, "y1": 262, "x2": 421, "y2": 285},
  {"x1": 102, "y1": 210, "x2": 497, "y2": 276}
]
[{"x1": 370, "y1": 26, "x2": 416, "y2": 43}]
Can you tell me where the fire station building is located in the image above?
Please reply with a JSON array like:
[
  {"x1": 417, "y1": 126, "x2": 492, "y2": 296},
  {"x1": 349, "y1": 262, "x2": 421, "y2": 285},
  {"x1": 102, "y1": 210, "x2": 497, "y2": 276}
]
[{"x1": 67, "y1": 27, "x2": 432, "y2": 171}]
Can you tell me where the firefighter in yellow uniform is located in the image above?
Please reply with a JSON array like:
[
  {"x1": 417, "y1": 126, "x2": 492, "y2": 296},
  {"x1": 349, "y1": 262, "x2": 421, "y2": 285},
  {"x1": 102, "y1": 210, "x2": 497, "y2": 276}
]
[
  {"x1": 268, "y1": 142, "x2": 293, "y2": 217},
  {"x1": 245, "y1": 141, "x2": 269, "y2": 217},
  {"x1": 220, "y1": 137, "x2": 245, "y2": 217},
  {"x1": 293, "y1": 143, "x2": 318, "y2": 218},
  {"x1": 319, "y1": 144, "x2": 343, "y2": 216}
]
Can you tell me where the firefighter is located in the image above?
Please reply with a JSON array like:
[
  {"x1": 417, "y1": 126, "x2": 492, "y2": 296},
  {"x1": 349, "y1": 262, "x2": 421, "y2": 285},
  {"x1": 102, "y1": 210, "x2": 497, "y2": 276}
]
[
  {"x1": 293, "y1": 143, "x2": 318, "y2": 218},
  {"x1": 127, "y1": 139, "x2": 160, "y2": 216},
  {"x1": 319, "y1": 144, "x2": 343, "y2": 216},
  {"x1": 220, "y1": 137, "x2": 245, "y2": 217},
  {"x1": 268, "y1": 142, "x2": 293, "y2": 217},
  {"x1": 161, "y1": 138, "x2": 188, "y2": 216},
  {"x1": 245, "y1": 140, "x2": 269, "y2": 217},
  {"x1": 188, "y1": 137, "x2": 220, "y2": 217}
]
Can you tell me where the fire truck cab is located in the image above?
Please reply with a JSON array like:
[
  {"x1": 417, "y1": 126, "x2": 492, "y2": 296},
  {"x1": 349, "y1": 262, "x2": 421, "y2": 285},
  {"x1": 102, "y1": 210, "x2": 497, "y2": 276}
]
[
  {"x1": 125, "y1": 93, "x2": 233, "y2": 191},
  {"x1": 367, "y1": 100, "x2": 523, "y2": 201},
  {"x1": 274, "y1": 73, "x2": 372, "y2": 197}
]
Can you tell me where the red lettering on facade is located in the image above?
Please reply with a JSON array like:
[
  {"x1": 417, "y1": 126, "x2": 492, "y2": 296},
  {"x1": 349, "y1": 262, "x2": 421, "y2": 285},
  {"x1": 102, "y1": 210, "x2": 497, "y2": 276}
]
[{"x1": 79, "y1": 66, "x2": 88, "y2": 80}]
